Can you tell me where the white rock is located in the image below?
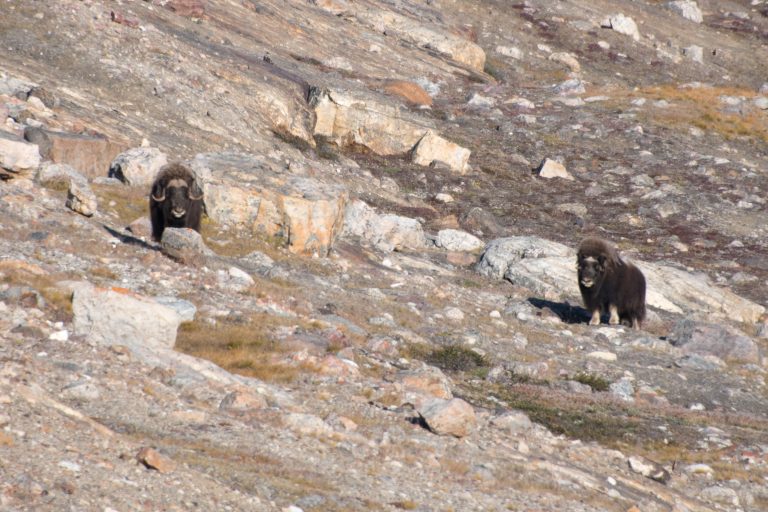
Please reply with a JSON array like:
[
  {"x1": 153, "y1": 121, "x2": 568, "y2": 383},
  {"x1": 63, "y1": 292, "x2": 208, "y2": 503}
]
[
  {"x1": 342, "y1": 200, "x2": 426, "y2": 252},
  {"x1": 436, "y1": 229, "x2": 484, "y2": 252},
  {"x1": 108, "y1": 147, "x2": 168, "y2": 186},
  {"x1": 601, "y1": 14, "x2": 640, "y2": 41},
  {"x1": 467, "y1": 93, "x2": 496, "y2": 109},
  {"x1": 505, "y1": 97, "x2": 535, "y2": 109},
  {"x1": 548, "y1": 52, "x2": 580, "y2": 72},
  {"x1": 66, "y1": 179, "x2": 98, "y2": 217},
  {"x1": 49, "y1": 330, "x2": 69, "y2": 341},
  {"x1": 537, "y1": 159, "x2": 574, "y2": 180},
  {"x1": 70, "y1": 282, "x2": 183, "y2": 358},
  {"x1": 683, "y1": 45, "x2": 704, "y2": 64},
  {"x1": 283, "y1": 413, "x2": 333, "y2": 437},
  {"x1": 587, "y1": 351, "x2": 618, "y2": 362},
  {"x1": 418, "y1": 397, "x2": 477, "y2": 437},
  {"x1": 434, "y1": 193, "x2": 454, "y2": 203},
  {"x1": 444, "y1": 307, "x2": 465, "y2": 321},
  {"x1": 412, "y1": 130, "x2": 471, "y2": 174},
  {"x1": 0, "y1": 132, "x2": 40, "y2": 175},
  {"x1": 667, "y1": 1, "x2": 703, "y2": 23}
]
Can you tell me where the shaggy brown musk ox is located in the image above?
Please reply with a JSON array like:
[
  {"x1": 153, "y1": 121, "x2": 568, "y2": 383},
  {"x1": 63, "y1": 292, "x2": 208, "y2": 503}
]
[
  {"x1": 149, "y1": 162, "x2": 204, "y2": 241},
  {"x1": 576, "y1": 238, "x2": 646, "y2": 329}
]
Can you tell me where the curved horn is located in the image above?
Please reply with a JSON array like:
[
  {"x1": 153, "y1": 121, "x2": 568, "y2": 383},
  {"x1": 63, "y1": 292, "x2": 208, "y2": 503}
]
[
  {"x1": 150, "y1": 184, "x2": 166, "y2": 202},
  {"x1": 188, "y1": 181, "x2": 204, "y2": 201}
]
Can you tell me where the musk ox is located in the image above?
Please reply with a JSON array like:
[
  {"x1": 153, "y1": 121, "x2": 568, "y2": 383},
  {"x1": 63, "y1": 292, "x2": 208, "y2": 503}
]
[
  {"x1": 577, "y1": 237, "x2": 646, "y2": 329},
  {"x1": 149, "y1": 162, "x2": 204, "y2": 241}
]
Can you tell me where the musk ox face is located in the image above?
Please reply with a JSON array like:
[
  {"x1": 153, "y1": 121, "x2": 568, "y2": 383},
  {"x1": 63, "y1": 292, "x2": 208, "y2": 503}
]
[
  {"x1": 149, "y1": 163, "x2": 204, "y2": 242},
  {"x1": 577, "y1": 238, "x2": 646, "y2": 329},
  {"x1": 577, "y1": 255, "x2": 606, "y2": 289}
]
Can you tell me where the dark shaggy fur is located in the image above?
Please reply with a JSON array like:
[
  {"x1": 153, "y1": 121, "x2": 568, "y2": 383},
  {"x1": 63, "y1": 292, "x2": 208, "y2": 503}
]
[
  {"x1": 149, "y1": 162, "x2": 204, "y2": 241},
  {"x1": 577, "y1": 238, "x2": 646, "y2": 329}
]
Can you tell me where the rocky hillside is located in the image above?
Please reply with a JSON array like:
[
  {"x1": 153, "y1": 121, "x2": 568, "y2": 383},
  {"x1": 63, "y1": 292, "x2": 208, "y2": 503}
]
[{"x1": 1, "y1": 0, "x2": 768, "y2": 510}]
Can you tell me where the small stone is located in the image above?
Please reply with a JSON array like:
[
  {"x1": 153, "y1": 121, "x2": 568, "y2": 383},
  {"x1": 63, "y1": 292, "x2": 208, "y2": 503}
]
[
  {"x1": 136, "y1": 447, "x2": 176, "y2": 473},
  {"x1": 219, "y1": 389, "x2": 268, "y2": 411},
  {"x1": 683, "y1": 45, "x2": 704, "y2": 64},
  {"x1": 399, "y1": 366, "x2": 454, "y2": 400},
  {"x1": 49, "y1": 330, "x2": 69, "y2": 341},
  {"x1": 467, "y1": 93, "x2": 496, "y2": 109},
  {"x1": 283, "y1": 413, "x2": 333, "y2": 437},
  {"x1": 58, "y1": 461, "x2": 82, "y2": 473},
  {"x1": 444, "y1": 307, "x2": 465, "y2": 321},
  {"x1": 412, "y1": 130, "x2": 471, "y2": 174},
  {"x1": 436, "y1": 229, "x2": 484, "y2": 252},
  {"x1": 548, "y1": 52, "x2": 580, "y2": 72},
  {"x1": 418, "y1": 397, "x2": 477, "y2": 437},
  {"x1": 435, "y1": 193, "x2": 454, "y2": 203},
  {"x1": 684, "y1": 463, "x2": 714, "y2": 475},
  {"x1": 161, "y1": 227, "x2": 215, "y2": 265},
  {"x1": 667, "y1": 1, "x2": 703, "y2": 24},
  {"x1": 627, "y1": 456, "x2": 670, "y2": 483},
  {"x1": 587, "y1": 351, "x2": 617, "y2": 362},
  {"x1": 601, "y1": 13, "x2": 640, "y2": 40},
  {"x1": 505, "y1": 97, "x2": 535, "y2": 109},
  {"x1": 66, "y1": 179, "x2": 98, "y2": 217},
  {"x1": 609, "y1": 378, "x2": 635, "y2": 402},
  {"x1": 490, "y1": 410, "x2": 532, "y2": 433},
  {"x1": 61, "y1": 381, "x2": 100, "y2": 402},
  {"x1": 537, "y1": 159, "x2": 574, "y2": 180}
]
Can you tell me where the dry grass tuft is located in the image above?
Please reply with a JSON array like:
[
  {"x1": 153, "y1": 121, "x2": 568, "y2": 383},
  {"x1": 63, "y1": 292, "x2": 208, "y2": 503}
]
[
  {"x1": 602, "y1": 84, "x2": 768, "y2": 143},
  {"x1": 0, "y1": 267, "x2": 74, "y2": 321},
  {"x1": 175, "y1": 314, "x2": 300, "y2": 383},
  {"x1": 91, "y1": 183, "x2": 148, "y2": 225}
]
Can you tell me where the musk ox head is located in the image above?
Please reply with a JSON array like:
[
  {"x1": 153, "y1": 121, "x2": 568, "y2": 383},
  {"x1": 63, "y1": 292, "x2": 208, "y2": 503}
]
[
  {"x1": 577, "y1": 239, "x2": 621, "y2": 290},
  {"x1": 149, "y1": 162, "x2": 204, "y2": 241}
]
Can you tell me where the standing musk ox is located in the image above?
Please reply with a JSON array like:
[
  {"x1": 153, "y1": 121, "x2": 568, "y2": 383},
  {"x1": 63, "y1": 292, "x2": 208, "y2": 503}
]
[
  {"x1": 577, "y1": 238, "x2": 646, "y2": 329},
  {"x1": 149, "y1": 162, "x2": 204, "y2": 241}
]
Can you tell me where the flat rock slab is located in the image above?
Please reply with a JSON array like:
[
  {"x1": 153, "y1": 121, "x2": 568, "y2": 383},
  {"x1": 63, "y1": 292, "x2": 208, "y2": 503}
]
[
  {"x1": 418, "y1": 397, "x2": 477, "y2": 438},
  {"x1": 192, "y1": 152, "x2": 348, "y2": 256},
  {"x1": 70, "y1": 281, "x2": 183, "y2": 355},
  {"x1": 25, "y1": 127, "x2": 127, "y2": 179}
]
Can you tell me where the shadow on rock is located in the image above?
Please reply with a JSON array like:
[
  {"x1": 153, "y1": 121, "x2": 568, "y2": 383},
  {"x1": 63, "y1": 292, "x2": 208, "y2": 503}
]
[{"x1": 527, "y1": 297, "x2": 590, "y2": 325}]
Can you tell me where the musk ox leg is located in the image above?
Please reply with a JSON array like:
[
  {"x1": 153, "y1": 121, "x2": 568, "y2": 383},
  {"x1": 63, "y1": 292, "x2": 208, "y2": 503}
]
[
  {"x1": 631, "y1": 317, "x2": 641, "y2": 330},
  {"x1": 589, "y1": 310, "x2": 601, "y2": 326},
  {"x1": 608, "y1": 305, "x2": 620, "y2": 325}
]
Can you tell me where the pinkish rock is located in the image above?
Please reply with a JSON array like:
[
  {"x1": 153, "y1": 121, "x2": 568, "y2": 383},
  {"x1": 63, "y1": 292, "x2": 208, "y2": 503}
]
[{"x1": 418, "y1": 397, "x2": 477, "y2": 437}]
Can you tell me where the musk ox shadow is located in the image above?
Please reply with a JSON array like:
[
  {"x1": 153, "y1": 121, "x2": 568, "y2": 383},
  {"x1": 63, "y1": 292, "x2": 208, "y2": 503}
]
[
  {"x1": 149, "y1": 162, "x2": 205, "y2": 242},
  {"x1": 527, "y1": 298, "x2": 592, "y2": 325},
  {"x1": 577, "y1": 237, "x2": 646, "y2": 329}
]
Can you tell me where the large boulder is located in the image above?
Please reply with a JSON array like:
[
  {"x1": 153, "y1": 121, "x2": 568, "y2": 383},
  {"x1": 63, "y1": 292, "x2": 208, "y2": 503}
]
[
  {"x1": 476, "y1": 236, "x2": 765, "y2": 323},
  {"x1": 108, "y1": 147, "x2": 168, "y2": 186},
  {"x1": 25, "y1": 127, "x2": 126, "y2": 180},
  {"x1": 411, "y1": 130, "x2": 471, "y2": 174},
  {"x1": 341, "y1": 199, "x2": 426, "y2": 252},
  {"x1": 311, "y1": 88, "x2": 428, "y2": 156},
  {"x1": 354, "y1": 8, "x2": 486, "y2": 71},
  {"x1": 669, "y1": 320, "x2": 762, "y2": 365},
  {"x1": 70, "y1": 282, "x2": 186, "y2": 358},
  {"x1": 418, "y1": 397, "x2": 477, "y2": 438},
  {"x1": 191, "y1": 152, "x2": 348, "y2": 256},
  {"x1": 310, "y1": 89, "x2": 470, "y2": 172},
  {"x1": 0, "y1": 132, "x2": 40, "y2": 175}
]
